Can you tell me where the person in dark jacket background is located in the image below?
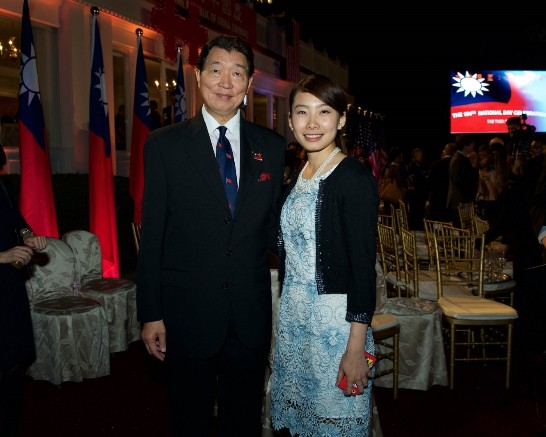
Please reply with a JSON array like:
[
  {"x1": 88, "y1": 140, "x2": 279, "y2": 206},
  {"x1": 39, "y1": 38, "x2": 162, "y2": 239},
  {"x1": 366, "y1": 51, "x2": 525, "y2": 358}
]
[
  {"x1": 427, "y1": 142, "x2": 456, "y2": 222},
  {"x1": 447, "y1": 134, "x2": 478, "y2": 227},
  {"x1": 0, "y1": 143, "x2": 47, "y2": 436}
]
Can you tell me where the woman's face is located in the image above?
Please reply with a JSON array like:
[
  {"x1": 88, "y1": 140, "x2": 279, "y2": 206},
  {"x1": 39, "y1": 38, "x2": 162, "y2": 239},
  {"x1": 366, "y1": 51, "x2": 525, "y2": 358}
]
[{"x1": 288, "y1": 91, "x2": 344, "y2": 155}]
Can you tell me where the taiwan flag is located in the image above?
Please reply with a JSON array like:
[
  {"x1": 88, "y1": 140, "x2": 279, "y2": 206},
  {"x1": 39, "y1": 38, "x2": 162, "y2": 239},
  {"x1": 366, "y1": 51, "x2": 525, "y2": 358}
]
[
  {"x1": 174, "y1": 46, "x2": 187, "y2": 123},
  {"x1": 18, "y1": 0, "x2": 58, "y2": 238},
  {"x1": 129, "y1": 30, "x2": 151, "y2": 223},
  {"x1": 89, "y1": 12, "x2": 119, "y2": 278}
]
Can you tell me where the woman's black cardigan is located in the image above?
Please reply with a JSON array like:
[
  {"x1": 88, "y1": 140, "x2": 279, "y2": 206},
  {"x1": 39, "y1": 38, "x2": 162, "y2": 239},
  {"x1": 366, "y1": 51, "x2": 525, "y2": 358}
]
[{"x1": 277, "y1": 157, "x2": 379, "y2": 324}]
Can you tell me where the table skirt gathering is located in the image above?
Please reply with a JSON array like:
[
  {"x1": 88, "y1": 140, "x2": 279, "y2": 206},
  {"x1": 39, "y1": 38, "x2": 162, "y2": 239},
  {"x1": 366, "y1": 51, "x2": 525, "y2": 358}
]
[{"x1": 374, "y1": 297, "x2": 449, "y2": 391}]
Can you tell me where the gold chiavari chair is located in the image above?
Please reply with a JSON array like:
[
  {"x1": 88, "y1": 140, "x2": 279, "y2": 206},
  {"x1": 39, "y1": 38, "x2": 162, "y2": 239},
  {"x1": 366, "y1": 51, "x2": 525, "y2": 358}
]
[
  {"x1": 432, "y1": 231, "x2": 518, "y2": 389},
  {"x1": 400, "y1": 228, "x2": 440, "y2": 301},
  {"x1": 372, "y1": 259, "x2": 401, "y2": 400},
  {"x1": 467, "y1": 217, "x2": 516, "y2": 307},
  {"x1": 375, "y1": 237, "x2": 448, "y2": 391}
]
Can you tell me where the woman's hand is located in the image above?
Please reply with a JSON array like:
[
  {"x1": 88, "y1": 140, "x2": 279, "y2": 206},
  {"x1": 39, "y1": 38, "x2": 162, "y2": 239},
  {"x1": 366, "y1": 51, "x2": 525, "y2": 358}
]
[
  {"x1": 336, "y1": 350, "x2": 371, "y2": 396},
  {"x1": 0, "y1": 245, "x2": 34, "y2": 266}
]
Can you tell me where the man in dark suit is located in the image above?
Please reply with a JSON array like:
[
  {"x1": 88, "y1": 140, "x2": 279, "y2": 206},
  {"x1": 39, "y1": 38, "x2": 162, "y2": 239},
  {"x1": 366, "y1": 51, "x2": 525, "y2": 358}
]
[
  {"x1": 136, "y1": 35, "x2": 286, "y2": 436},
  {"x1": 427, "y1": 142, "x2": 456, "y2": 222},
  {"x1": 162, "y1": 90, "x2": 176, "y2": 126},
  {"x1": 530, "y1": 146, "x2": 546, "y2": 263},
  {"x1": 446, "y1": 134, "x2": 478, "y2": 227}
]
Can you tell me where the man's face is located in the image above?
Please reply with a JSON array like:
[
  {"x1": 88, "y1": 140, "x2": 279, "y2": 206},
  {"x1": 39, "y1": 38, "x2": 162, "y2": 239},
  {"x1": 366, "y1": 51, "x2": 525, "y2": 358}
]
[
  {"x1": 195, "y1": 47, "x2": 252, "y2": 124},
  {"x1": 507, "y1": 124, "x2": 520, "y2": 137}
]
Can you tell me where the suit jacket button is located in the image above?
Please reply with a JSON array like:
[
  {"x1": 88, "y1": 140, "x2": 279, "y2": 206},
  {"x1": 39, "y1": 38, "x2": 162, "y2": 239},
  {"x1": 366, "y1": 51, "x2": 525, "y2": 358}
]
[
  {"x1": 226, "y1": 250, "x2": 233, "y2": 256},
  {"x1": 224, "y1": 217, "x2": 231, "y2": 224},
  {"x1": 222, "y1": 282, "x2": 229, "y2": 289}
]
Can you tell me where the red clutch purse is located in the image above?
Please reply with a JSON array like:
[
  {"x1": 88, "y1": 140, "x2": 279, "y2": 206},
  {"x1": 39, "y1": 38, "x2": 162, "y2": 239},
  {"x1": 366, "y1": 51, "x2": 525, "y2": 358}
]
[{"x1": 338, "y1": 352, "x2": 376, "y2": 395}]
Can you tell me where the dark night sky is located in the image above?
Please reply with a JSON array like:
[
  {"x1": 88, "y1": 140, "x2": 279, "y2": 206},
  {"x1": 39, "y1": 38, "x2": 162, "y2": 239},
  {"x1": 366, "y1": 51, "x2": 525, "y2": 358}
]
[{"x1": 254, "y1": 4, "x2": 546, "y2": 156}]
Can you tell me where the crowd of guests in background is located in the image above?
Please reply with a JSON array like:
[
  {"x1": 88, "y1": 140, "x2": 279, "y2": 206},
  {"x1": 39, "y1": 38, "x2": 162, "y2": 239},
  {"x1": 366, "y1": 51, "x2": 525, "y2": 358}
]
[
  {"x1": 357, "y1": 115, "x2": 546, "y2": 356},
  {"x1": 367, "y1": 118, "x2": 545, "y2": 235}
]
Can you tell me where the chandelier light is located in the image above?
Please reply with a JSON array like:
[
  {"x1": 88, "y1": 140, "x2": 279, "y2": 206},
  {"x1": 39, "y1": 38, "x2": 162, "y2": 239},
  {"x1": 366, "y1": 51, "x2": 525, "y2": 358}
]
[{"x1": 0, "y1": 36, "x2": 19, "y2": 62}]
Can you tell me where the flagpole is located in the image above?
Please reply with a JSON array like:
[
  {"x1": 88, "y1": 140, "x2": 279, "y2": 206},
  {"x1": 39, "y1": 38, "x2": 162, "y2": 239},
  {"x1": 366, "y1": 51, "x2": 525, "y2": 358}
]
[
  {"x1": 89, "y1": 6, "x2": 120, "y2": 278},
  {"x1": 129, "y1": 28, "x2": 151, "y2": 224},
  {"x1": 174, "y1": 45, "x2": 187, "y2": 123}
]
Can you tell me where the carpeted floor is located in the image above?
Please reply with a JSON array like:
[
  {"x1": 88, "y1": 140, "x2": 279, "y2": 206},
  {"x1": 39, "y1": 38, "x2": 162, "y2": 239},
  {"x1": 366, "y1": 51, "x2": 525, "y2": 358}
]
[{"x1": 15, "y1": 338, "x2": 546, "y2": 437}]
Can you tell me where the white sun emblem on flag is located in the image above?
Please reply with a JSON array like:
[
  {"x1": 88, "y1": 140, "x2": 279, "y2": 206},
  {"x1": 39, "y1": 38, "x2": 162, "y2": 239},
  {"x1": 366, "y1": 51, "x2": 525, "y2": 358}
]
[
  {"x1": 138, "y1": 82, "x2": 150, "y2": 117},
  {"x1": 94, "y1": 66, "x2": 109, "y2": 116},
  {"x1": 19, "y1": 43, "x2": 41, "y2": 105},
  {"x1": 175, "y1": 86, "x2": 187, "y2": 119},
  {"x1": 452, "y1": 71, "x2": 490, "y2": 97}
]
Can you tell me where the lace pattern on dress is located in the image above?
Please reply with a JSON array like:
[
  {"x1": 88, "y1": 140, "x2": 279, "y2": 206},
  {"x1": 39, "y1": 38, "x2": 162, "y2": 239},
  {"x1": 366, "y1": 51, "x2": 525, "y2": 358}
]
[{"x1": 270, "y1": 166, "x2": 374, "y2": 437}]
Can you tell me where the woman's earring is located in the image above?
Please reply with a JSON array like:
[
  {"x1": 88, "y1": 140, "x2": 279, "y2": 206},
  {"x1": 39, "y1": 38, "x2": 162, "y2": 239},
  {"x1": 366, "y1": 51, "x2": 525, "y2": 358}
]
[{"x1": 243, "y1": 95, "x2": 248, "y2": 107}]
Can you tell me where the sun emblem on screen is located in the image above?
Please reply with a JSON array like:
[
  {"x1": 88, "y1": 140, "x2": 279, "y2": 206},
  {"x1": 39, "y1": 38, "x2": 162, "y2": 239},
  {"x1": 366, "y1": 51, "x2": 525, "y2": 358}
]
[{"x1": 452, "y1": 71, "x2": 490, "y2": 97}]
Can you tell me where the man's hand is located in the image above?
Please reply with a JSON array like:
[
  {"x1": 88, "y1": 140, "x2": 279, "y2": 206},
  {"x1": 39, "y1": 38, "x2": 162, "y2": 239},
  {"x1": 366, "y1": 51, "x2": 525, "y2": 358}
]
[
  {"x1": 141, "y1": 320, "x2": 167, "y2": 361},
  {"x1": 24, "y1": 235, "x2": 47, "y2": 251}
]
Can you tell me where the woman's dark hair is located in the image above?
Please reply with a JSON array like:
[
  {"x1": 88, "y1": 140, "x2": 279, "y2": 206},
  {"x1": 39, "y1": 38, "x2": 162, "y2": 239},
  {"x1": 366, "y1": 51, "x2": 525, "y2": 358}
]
[
  {"x1": 288, "y1": 74, "x2": 348, "y2": 153},
  {"x1": 196, "y1": 35, "x2": 254, "y2": 77}
]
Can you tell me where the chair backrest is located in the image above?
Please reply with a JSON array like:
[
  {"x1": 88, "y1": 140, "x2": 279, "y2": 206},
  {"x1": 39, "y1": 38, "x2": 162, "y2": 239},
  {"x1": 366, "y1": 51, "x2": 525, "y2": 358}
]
[
  {"x1": 378, "y1": 213, "x2": 394, "y2": 228},
  {"x1": 472, "y1": 216, "x2": 489, "y2": 236},
  {"x1": 458, "y1": 202, "x2": 475, "y2": 231},
  {"x1": 397, "y1": 200, "x2": 409, "y2": 230},
  {"x1": 423, "y1": 219, "x2": 452, "y2": 268},
  {"x1": 377, "y1": 222, "x2": 404, "y2": 296},
  {"x1": 432, "y1": 232, "x2": 485, "y2": 299},
  {"x1": 400, "y1": 228, "x2": 420, "y2": 298},
  {"x1": 440, "y1": 223, "x2": 470, "y2": 237},
  {"x1": 62, "y1": 230, "x2": 102, "y2": 287},
  {"x1": 25, "y1": 237, "x2": 76, "y2": 305}
]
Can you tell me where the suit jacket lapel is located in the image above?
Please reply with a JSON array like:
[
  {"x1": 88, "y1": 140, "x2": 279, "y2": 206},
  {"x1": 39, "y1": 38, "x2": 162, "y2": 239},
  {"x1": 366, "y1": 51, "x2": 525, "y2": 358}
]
[
  {"x1": 235, "y1": 118, "x2": 261, "y2": 216},
  {"x1": 185, "y1": 112, "x2": 229, "y2": 212}
]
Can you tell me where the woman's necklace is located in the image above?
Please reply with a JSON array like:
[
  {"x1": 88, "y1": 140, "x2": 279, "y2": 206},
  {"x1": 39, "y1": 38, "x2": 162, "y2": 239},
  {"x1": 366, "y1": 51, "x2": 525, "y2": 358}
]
[{"x1": 295, "y1": 147, "x2": 340, "y2": 194}]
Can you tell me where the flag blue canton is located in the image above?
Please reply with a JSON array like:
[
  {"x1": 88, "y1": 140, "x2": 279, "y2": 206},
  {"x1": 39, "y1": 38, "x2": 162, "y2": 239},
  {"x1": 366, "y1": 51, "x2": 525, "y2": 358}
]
[
  {"x1": 19, "y1": 0, "x2": 46, "y2": 150},
  {"x1": 174, "y1": 49, "x2": 187, "y2": 122},
  {"x1": 134, "y1": 36, "x2": 151, "y2": 128},
  {"x1": 89, "y1": 16, "x2": 111, "y2": 157}
]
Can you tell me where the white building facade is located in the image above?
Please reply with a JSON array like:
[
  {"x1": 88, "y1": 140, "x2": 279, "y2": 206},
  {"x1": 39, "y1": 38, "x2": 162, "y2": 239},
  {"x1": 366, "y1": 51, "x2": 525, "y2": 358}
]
[{"x1": 0, "y1": 0, "x2": 351, "y2": 176}]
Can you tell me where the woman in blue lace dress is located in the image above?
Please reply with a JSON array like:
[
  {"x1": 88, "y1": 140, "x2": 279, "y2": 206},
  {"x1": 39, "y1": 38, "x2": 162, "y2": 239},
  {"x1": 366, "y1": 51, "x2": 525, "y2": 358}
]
[{"x1": 270, "y1": 74, "x2": 379, "y2": 436}]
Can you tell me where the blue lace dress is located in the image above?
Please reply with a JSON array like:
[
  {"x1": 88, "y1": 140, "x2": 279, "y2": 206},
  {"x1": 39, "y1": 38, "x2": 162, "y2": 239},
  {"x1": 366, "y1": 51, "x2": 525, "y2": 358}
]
[{"x1": 270, "y1": 167, "x2": 375, "y2": 437}]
